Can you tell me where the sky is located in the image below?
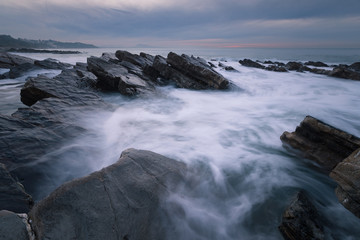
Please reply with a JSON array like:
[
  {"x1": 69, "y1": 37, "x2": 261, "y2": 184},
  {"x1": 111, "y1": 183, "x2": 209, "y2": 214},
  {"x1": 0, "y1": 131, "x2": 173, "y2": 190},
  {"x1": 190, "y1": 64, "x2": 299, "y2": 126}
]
[{"x1": 1, "y1": 0, "x2": 360, "y2": 48}]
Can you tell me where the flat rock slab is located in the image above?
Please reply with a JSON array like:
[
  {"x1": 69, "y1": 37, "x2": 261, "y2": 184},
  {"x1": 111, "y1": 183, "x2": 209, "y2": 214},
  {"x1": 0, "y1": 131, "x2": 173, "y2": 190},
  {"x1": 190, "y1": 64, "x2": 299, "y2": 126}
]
[
  {"x1": 29, "y1": 148, "x2": 186, "y2": 240},
  {"x1": 278, "y1": 190, "x2": 324, "y2": 240},
  {"x1": 330, "y1": 148, "x2": 360, "y2": 218},
  {"x1": 281, "y1": 116, "x2": 360, "y2": 171}
]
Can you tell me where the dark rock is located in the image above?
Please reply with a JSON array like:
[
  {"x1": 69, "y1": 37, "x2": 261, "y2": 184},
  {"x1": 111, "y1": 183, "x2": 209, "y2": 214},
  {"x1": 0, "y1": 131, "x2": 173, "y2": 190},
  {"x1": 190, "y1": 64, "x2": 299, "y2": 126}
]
[
  {"x1": 167, "y1": 52, "x2": 229, "y2": 89},
  {"x1": 265, "y1": 65, "x2": 288, "y2": 72},
  {"x1": 309, "y1": 68, "x2": 331, "y2": 75},
  {"x1": 349, "y1": 62, "x2": 360, "y2": 71},
  {"x1": 115, "y1": 50, "x2": 153, "y2": 68},
  {"x1": 140, "y1": 52, "x2": 155, "y2": 62},
  {"x1": 87, "y1": 56, "x2": 154, "y2": 95},
  {"x1": 153, "y1": 55, "x2": 208, "y2": 89},
  {"x1": 280, "y1": 116, "x2": 360, "y2": 171},
  {"x1": 34, "y1": 58, "x2": 72, "y2": 70},
  {"x1": 328, "y1": 67, "x2": 360, "y2": 81},
  {"x1": 239, "y1": 59, "x2": 265, "y2": 69},
  {"x1": 278, "y1": 190, "x2": 324, "y2": 240},
  {"x1": 29, "y1": 148, "x2": 186, "y2": 240},
  {"x1": 304, "y1": 61, "x2": 329, "y2": 67},
  {"x1": 218, "y1": 62, "x2": 236, "y2": 71},
  {"x1": 0, "y1": 210, "x2": 30, "y2": 240},
  {"x1": 8, "y1": 48, "x2": 81, "y2": 54},
  {"x1": 101, "y1": 52, "x2": 119, "y2": 63},
  {"x1": 264, "y1": 60, "x2": 274, "y2": 64},
  {"x1": 330, "y1": 148, "x2": 360, "y2": 218},
  {"x1": 285, "y1": 62, "x2": 304, "y2": 71},
  {"x1": 0, "y1": 53, "x2": 34, "y2": 68},
  {"x1": 275, "y1": 62, "x2": 286, "y2": 66},
  {"x1": 208, "y1": 61, "x2": 217, "y2": 68},
  {"x1": 8, "y1": 62, "x2": 40, "y2": 79},
  {"x1": 0, "y1": 164, "x2": 33, "y2": 213}
]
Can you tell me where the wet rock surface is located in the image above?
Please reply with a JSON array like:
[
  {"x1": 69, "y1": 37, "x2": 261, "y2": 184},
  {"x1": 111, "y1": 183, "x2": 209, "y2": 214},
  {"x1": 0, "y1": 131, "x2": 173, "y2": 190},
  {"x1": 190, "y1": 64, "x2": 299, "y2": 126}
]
[
  {"x1": 29, "y1": 148, "x2": 186, "y2": 240},
  {"x1": 330, "y1": 148, "x2": 360, "y2": 218},
  {"x1": 279, "y1": 190, "x2": 324, "y2": 240},
  {"x1": 280, "y1": 116, "x2": 360, "y2": 171},
  {"x1": 0, "y1": 210, "x2": 30, "y2": 240}
]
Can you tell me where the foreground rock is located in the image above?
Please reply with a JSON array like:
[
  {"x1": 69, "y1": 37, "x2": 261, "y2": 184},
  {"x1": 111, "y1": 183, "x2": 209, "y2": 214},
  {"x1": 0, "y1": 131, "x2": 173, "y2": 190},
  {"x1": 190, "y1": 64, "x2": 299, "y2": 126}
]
[
  {"x1": 0, "y1": 52, "x2": 34, "y2": 68},
  {"x1": 0, "y1": 164, "x2": 33, "y2": 213},
  {"x1": 279, "y1": 190, "x2": 324, "y2": 240},
  {"x1": 330, "y1": 148, "x2": 360, "y2": 218},
  {"x1": 29, "y1": 149, "x2": 186, "y2": 240},
  {"x1": 280, "y1": 116, "x2": 360, "y2": 171},
  {"x1": 239, "y1": 59, "x2": 265, "y2": 69},
  {"x1": 0, "y1": 210, "x2": 30, "y2": 240}
]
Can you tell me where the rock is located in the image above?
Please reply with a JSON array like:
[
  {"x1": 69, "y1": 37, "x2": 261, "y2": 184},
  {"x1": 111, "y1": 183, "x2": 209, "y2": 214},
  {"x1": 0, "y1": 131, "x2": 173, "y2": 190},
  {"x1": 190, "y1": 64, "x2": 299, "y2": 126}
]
[
  {"x1": 278, "y1": 190, "x2": 324, "y2": 240},
  {"x1": 309, "y1": 68, "x2": 331, "y2": 75},
  {"x1": 208, "y1": 61, "x2": 217, "y2": 68},
  {"x1": 264, "y1": 60, "x2": 274, "y2": 64},
  {"x1": 115, "y1": 50, "x2": 153, "y2": 68},
  {"x1": 239, "y1": 59, "x2": 265, "y2": 69},
  {"x1": 87, "y1": 56, "x2": 154, "y2": 95},
  {"x1": 0, "y1": 210, "x2": 30, "y2": 240},
  {"x1": 34, "y1": 58, "x2": 72, "y2": 70},
  {"x1": 285, "y1": 62, "x2": 304, "y2": 71},
  {"x1": 280, "y1": 116, "x2": 360, "y2": 171},
  {"x1": 29, "y1": 148, "x2": 186, "y2": 240},
  {"x1": 349, "y1": 62, "x2": 360, "y2": 71},
  {"x1": 330, "y1": 148, "x2": 360, "y2": 218},
  {"x1": 153, "y1": 55, "x2": 208, "y2": 89},
  {"x1": 0, "y1": 164, "x2": 33, "y2": 213},
  {"x1": 8, "y1": 62, "x2": 40, "y2": 79},
  {"x1": 167, "y1": 52, "x2": 229, "y2": 89},
  {"x1": 140, "y1": 52, "x2": 155, "y2": 62},
  {"x1": 100, "y1": 52, "x2": 119, "y2": 63},
  {"x1": 8, "y1": 48, "x2": 81, "y2": 54},
  {"x1": 0, "y1": 53, "x2": 34, "y2": 68},
  {"x1": 304, "y1": 61, "x2": 329, "y2": 67},
  {"x1": 265, "y1": 65, "x2": 288, "y2": 72},
  {"x1": 218, "y1": 62, "x2": 236, "y2": 71},
  {"x1": 328, "y1": 67, "x2": 360, "y2": 81}
]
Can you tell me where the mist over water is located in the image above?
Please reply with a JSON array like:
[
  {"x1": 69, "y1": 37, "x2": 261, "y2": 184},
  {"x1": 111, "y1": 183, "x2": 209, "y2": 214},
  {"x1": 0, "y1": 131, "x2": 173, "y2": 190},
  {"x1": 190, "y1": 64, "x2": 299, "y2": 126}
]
[{"x1": 2, "y1": 48, "x2": 360, "y2": 239}]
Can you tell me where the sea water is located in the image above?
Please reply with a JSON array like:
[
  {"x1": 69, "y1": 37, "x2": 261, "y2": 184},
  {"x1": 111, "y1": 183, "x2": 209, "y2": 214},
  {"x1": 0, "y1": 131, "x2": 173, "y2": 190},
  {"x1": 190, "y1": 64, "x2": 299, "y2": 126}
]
[{"x1": 1, "y1": 47, "x2": 360, "y2": 239}]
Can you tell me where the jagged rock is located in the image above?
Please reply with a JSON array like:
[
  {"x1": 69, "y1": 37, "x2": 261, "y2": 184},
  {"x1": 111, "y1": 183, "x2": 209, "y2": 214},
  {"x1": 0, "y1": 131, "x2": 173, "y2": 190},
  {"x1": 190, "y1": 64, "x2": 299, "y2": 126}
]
[
  {"x1": 87, "y1": 56, "x2": 154, "y2": 95},
  {"x1": 328, "y1": 67, "x2": 360, "y2": 81},
  {"x1": 218, "y1": 62, "x2": 236, "y2": 71},
  {"x1": 349, "y1": 62, "x2": 360, "y2": 71},
  {"x1": 0, "y1": 210, "x2": 30, "y2": 240},
  {"x1": 280, "y1": 116, "x2": 360, "y2": 171},
  {"x1": 0, "y1": 164, "x2": 33, "y2": 213},
  {"x1": 29, "y1": 148, "x2": 186, "y2": 240},
  {"x1": 167, "y1": 52, "x2": 229, "y2": 89},
  {"x1": 239, "y1": 59, "x2": 265, "y2": 69},
  {"x1": 140, "y1": 52, "x2": 155, "y2": 62},
  {"x1": 115, "y1": 50, "x2": 153, "y2": 68},
  {"x1": 285, "y1": 62, "x2": 304, "y2": 71},
  {"x1": 264, "y1": 60, "x2": 274, "y2": 64},
  {"x1": 278, "y1": 190, "x2": 324, "y2": 240},
  {"x1": 153, "y1": 55, "x2": 207, "y2": 89},
  {"x1": 309, "y1": 68, "x2": 331, "y2": 75},
  {"x1": 330, "y1": 148, "x2": 360, "y2": 218},
  {"x1": 265, "y1": 65, "x2": 288, "y2": 72},
  {"x1": 0, "y1": 52, "x2": 34, "y2": 68},
  {"x1": 304, "y1": 61, "x2": 329, "y2": 67},
  {"x1": 100, "y1": 52, "x2": 119, "y2": 63},
  {"x1": 34, "y1": 58, "x2": 72, "y2": 70}
]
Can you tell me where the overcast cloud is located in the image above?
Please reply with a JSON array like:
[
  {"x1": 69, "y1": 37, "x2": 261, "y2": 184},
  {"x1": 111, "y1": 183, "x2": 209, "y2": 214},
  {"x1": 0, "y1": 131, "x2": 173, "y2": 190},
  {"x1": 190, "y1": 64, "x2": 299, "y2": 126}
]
[{"x1": 1, "y1": 0, "x2": 359, "y2": 47}]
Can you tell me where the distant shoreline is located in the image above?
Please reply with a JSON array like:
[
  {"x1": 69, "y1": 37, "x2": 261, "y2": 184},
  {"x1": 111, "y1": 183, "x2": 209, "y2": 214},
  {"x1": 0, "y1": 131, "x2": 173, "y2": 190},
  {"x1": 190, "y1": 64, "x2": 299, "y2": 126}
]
[{"x1": 5, "y1": 48, "x2": 82, "y2": 54}]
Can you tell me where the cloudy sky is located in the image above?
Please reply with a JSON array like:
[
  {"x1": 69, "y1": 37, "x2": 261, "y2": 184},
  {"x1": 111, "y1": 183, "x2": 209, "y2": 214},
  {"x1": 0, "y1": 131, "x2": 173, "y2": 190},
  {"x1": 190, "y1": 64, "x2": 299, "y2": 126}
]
[{"x1": 1, "y1": 0, "x2": 360, "y2": 48}]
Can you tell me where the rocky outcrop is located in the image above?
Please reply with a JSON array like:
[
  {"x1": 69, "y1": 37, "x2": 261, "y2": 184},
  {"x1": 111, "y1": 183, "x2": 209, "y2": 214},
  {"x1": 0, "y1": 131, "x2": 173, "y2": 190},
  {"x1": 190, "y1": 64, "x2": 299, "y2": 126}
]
[
  {"x1": 265, "y1": 65, "x2": 288, "y2": 72},
  {"x1": 0, "y1": 164, "x2": 33, "y2": 213},
  {"x1": 166, "y1": 52, "x2": 229, "y2": 89},
  {"x1": 0, "y1": 210, "x2": 30, "y2": 240},
  {"x1": 349, "y1": 62, "x2": 360, "y2": 71},
  {"x1": 330, "y1": 148, "x2": 360, "y2": 218},
  {"x1": 29, "y1": 148, "x2": 186, "y2": 240},
  {"x1": 328, "y1": 67, "x2": 360, "y2": 81},
  {"x1": 280, "y1": 116, "x2": 360, "y2": 171},
  {"x1": 285, "y1": 62, "x2": 304, "y2": 71},
  {"x1": 304, "y1": 61, "x2": 329, "y2": 67},
  {"x1": 34, "y1": 58, "x2": 72, "y2": 70},
  {"x1": 218, "y1": 62, "x2": 236, "y2": 71},
  {"x1": 0, "y1": 52, "x2": 34, "y2": 68},
  {"x1": 279, "y1": 190, "x2": 324, "y2": 240},
  {"x1": 239, "y1": 59, "x2": 265, "y2": 69}
]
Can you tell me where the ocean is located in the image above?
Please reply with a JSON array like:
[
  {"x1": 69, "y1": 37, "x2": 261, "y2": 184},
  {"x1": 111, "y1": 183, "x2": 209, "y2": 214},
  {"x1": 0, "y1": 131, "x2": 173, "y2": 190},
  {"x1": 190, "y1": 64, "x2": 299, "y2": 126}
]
[{"x1": 1, "y1": 47, "x2": 360, "y2": 239}]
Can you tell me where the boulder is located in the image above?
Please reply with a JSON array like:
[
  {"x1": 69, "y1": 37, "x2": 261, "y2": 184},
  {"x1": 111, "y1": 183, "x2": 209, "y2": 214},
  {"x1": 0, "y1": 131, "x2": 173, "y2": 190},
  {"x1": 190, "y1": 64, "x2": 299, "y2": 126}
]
[
  {"x1": 309, "y1": 68, "x2": 331, "y2": 75},
  {"x1": 239, "y1": 59, "x2": 265, "y2": 69},
  {"x1": 167, "y1": 52, "x2": 229, "y2": 89},
  {"x1": 280, "y1": 116, "x2": 360, "y2": 171},
  {"x1": 34, "y1": 58, "x2": 72, "y2": 70},
  {"x1": 29, "y1": 148, "x2": 186, "y2": 240},
  {"x1": 8, "y1": 62, "x2": 40, "y2": 79},
  {"x1": 328, "y1": 67, "x2": 360, "y2": 81},
  {"x1": 349, "y1": 62, "x2": 360, "y2": 72},
  {"x1": 330, "y1": 148, "x2": 360, "y2": 218},
  {"x1": 0, "y1": 164, "x2": 33, "y2": 213},
  {"x1": 115, "y1": 50, "x2": 153, "y2": 68},
  {"x1": 265, "y1": 65, "x2": 288, "y2": 72},
  {"x1": 285, "y1": 62, "x2": 304, "y2": 71},
  {"x1": 87, "y1": 56, "x2": 154, "y2": 95},
  {"x1": 0, "y1": 53, "x2": 34, "y2": 68},
  {"x1": 0, "y1": 210, "x2": 30, "y2": 240},
  {"x1": 278, "y1": 190, "x2": 324, "y2": 240},
  {"x1": 304, "y1": 61, "x2": 329, "y2": 67},
  {"x1": 218, "y1": 62, "x2": 236, "y2": 71}
]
